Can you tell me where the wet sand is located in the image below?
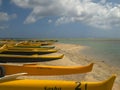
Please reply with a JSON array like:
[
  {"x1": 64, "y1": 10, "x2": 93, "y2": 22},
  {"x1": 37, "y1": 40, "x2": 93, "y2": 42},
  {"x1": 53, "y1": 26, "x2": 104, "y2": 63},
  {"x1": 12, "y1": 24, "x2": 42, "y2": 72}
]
[{"x1": 1, "y1": 42, "x2": 120, "y2": 90}]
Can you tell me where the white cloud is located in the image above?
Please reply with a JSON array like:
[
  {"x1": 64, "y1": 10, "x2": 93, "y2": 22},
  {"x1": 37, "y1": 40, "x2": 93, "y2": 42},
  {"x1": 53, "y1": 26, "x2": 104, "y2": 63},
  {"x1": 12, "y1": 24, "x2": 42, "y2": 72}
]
[
  {"x1": 100, "y1": 0, "x2": 106, "y2": 4},
  {"x1": 11, "y1": 0, "x2": 120, "y2": 29},
  {"x1": 0, "y1": 12, "x2": 10, "y2": 22},
  {"x1": 0, "y1": 12, "x2": 17, "y2": 30},
  {"x1": 0, "y1": 12, "x2": 17, "y2": 22},
  {"x1": 0, "y1": 25, "x2": 8, "y2": 30},
  {"x1": 48, "y1": 19, "x2": 52, "y2": 23}
]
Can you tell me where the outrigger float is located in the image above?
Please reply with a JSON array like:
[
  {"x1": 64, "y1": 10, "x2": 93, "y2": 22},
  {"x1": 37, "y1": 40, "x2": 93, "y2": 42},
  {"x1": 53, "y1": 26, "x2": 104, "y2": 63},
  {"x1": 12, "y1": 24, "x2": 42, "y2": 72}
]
[
  {"x1": 0, "y1": 63, "x2": 93, "y2": 77},
  {"x1": 0, "y1": 73, "x2": 116, "y2": 90}
]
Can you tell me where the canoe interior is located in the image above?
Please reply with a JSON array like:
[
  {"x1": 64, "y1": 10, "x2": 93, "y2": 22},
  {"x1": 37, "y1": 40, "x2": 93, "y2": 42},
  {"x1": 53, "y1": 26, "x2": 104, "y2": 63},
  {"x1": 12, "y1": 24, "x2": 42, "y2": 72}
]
[
  {"x1": 0, "y1": 51, "x2": 56, "y2": 55},
  {"x1": 0, "y1": 57, "x2": 59, "y2": 63}
]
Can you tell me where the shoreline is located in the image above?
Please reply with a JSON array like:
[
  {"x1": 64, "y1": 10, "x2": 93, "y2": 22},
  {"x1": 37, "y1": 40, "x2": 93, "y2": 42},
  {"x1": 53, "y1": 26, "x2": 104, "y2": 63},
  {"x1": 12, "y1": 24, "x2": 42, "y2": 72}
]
[
  {"x1": 50, "y1": 43, "x2": 120, "y2": 90},
  {"x1": 0, "y1": 42, "x2": 120, "y2": 90},
  {"x1": 21, "y1": 42, "x2": 120, "y2": 90}
]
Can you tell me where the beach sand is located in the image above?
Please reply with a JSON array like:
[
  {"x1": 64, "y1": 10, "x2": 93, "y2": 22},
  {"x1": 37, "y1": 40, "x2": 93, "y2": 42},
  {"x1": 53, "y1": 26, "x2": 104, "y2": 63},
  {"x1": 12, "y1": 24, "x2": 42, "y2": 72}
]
[{"x1": 1, "y1": 42, "x2": 120, "y2": 90}]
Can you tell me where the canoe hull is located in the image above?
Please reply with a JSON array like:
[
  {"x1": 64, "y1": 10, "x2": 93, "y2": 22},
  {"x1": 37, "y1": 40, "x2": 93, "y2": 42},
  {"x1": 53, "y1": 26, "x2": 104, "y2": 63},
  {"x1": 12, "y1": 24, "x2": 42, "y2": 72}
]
[
  {"x1": 1, "y1": 51, "x2": 56, "y2": 55},
  {"x1": 0, "y1": 75, "x2": 116, "y2": 90},
  {"x1": 15, "y1": 46, "x2": 55, "y2": 49},
  {"x1": 1, "y1": 49, "x2": 58, "y2": 55},
  {"x1": 0, "y1": 54, "x2": 64, "y2": 63},
  {"x1": 0, "y1": 63, "x2": 93, "y2": 76},
  {"x1": 0, "y1": 45, "x2": 57, "y2": 55}
]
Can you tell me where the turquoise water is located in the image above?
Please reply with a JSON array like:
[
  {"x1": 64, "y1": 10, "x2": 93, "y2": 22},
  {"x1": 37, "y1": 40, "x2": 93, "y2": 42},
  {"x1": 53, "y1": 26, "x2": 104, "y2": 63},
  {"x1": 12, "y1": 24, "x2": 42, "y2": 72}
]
[{"x1": 59, "y1": 39, "x2": 120, "y2": 67}]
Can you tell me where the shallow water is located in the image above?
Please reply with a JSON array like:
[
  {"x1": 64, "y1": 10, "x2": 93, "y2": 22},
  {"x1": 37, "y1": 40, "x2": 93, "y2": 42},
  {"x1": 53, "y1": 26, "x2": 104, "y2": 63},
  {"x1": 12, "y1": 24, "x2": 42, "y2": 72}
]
[{"x1": 59, "y1": 39, "x2": 120, "y2": 67}]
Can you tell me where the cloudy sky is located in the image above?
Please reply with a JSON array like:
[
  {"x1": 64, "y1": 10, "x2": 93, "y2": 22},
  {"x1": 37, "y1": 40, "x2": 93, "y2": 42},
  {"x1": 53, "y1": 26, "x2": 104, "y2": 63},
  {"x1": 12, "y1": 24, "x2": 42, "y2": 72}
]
[{"x1": 0, "y1": 0, "x2": 120, "y2": 38}]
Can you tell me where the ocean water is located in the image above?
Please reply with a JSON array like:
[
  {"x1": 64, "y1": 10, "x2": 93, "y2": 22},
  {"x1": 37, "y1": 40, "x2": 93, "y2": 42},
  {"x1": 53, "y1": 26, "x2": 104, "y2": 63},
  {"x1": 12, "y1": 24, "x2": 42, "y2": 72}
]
[{"x1": 59, "y1": 39, "x2": 120, "y2": 67}]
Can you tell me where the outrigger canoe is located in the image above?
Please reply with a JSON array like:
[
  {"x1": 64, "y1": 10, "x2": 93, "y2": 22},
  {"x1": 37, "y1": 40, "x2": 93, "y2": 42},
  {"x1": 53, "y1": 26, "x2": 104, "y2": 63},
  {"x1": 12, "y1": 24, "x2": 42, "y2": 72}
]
[
  {"x1": 15, "y1": 41, "x2": 53, "y2": 47},
  {"x1": 0, "y1": 63, "x2": 93, "y2": 77},
  {"x1": 0, "y1": 73, "x2": 116, "y2": 90},
  {"x1": 14, "y1": 45, "x2": 55, "y2": 49},
  {"x1": 0, "y1": 54, "x2": 64, "y2": 62},
  {"x1": 0, "y1": 49, "x2": 58, "y2": 55},
  {"x1": 1, "y1": 44, "x2": 55, "y2": 51}
]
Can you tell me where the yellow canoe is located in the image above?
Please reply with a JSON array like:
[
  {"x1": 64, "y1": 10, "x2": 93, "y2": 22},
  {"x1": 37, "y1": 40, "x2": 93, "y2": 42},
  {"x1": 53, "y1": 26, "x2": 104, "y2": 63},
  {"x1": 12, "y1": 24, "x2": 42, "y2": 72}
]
[
  {"x1": 0, "y1": 44, "x2": 57, "y2": 54},
  {"x1": 0, "y1": 54, "x2": 64, "y2": 62},
  {"x1": 0, "y1": 63, "x2": 93, "y2": 77},
  {"x1": 0, "y1": 73, "x2": 116, "y2": 90},
  {"x1": 15, "y1": 41, "x2": 41, "y2": 46},
  {"x1": 1, "y1": 49, "x2": 58, "y2": 55},
  {"x1": 15, "y1": 41, "x2": 53, "y2": 47},
  {"x1": 2, "y1": 44, "x2": 55, "y2": 50},
  {"x1": 7, "y1": 46, "x2": 55, "y2": 50}
]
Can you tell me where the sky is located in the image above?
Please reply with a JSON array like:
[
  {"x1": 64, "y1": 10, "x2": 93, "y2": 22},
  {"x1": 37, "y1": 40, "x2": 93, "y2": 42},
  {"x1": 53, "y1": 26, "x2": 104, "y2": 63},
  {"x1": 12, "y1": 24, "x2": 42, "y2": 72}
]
[{"x1": 0, "y1": 0, "x2": 120, "y2": 39}]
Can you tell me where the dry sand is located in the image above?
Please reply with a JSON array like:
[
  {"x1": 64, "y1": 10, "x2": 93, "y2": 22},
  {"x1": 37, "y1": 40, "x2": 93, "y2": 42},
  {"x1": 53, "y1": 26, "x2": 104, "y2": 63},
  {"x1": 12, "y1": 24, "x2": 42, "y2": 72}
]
[{"x1": 1, "y1": 42, "x2": 120, "y2": 90}]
